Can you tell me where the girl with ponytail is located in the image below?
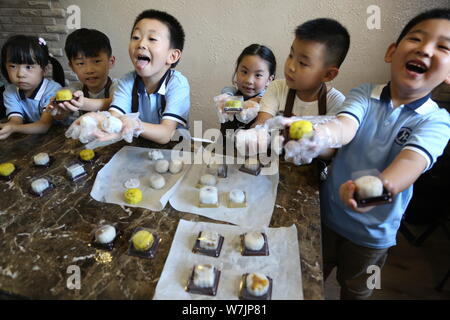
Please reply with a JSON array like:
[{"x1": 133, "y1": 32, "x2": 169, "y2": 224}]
[{"x1": 0, "y1": 35, "x2": 65, "y2": 139}]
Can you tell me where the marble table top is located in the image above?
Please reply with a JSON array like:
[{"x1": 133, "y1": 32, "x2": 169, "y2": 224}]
[{"x1": 0, "y1": 125, "x2": 324, "y2": 300}]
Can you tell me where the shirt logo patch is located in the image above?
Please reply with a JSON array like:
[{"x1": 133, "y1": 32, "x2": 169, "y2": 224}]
[{"x1": 395, "y1": 127, "x2": 412, "y2": 145}]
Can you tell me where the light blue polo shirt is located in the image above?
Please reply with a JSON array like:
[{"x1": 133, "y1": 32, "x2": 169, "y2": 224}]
[
  {"x1": 109, "y1": 69, "x2": 190, "y2": 127},
  {"x1": 4, "y1": 78, "x2": 61, "y2": 123},
  {"x1": 321, "y1": 82, "x2": 450, "y2": 249}
]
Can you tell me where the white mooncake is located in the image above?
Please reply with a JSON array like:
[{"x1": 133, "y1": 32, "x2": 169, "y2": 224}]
[
  {"x1": 354, "y1": 175, "x2": 383, "y2": 198},
  {"x1": 95, "y1": 225, "x2": 116, "y2": 244},
  {"x1": 193, "y1": 264, "x2": 215, "y2": 288},
  {"x1": 199, "y1": 186, "x2": 218, "y2": 205},
  {"x1": 155, "y1": 159, "x2": 169, "y2": 173},
  {"x1": 200, "y1": 174, "x2": 216, "y2": 186},
  {"x1": 199, "y1": 231, "x2": 220, "y2": 250},
  {"x1": 246, "y1": 273, "x2": 270, "y2": 296},
  {"x1": 33, "y1": 152, "x2": 50, "y2": 166},
  {"x1": 244, "y1": 231, "x2": 265, "y2": 251},
  {"x1": 31, "y1": 178, "x2": 50, "y2": 194},
  {"x1": 150, "y1": 173, "x2": 166, "y2": 189}
]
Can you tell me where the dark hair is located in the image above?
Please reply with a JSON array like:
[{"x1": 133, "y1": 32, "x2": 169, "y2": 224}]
[
  {"x1": 233, "y1": 44, "x2": 277, "y2": 81},
  {"x1": 396, "y1": 8, "x2": 450, "y2": 44},
  {"x1": 65, "y1": 28, "x2": 112, "y2": 61},
  {"x1": 132, "y1": 9, "x2": 185, "y2": 68},
  {"x1": 295, "y1": 18, "x2": 350, "y2": 68},
  {"x1": 1, "y1": 35, "x2": 65, "y2": 86}
]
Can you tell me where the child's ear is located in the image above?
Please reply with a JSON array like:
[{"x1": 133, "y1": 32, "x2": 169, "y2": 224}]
[
  {"x1": 167, "y1": 49, "x2": 181, "y2": 66},
  {"x1": 323, "y1": 66, "x2": 339, "y2": 82},
  {"x1": 445, "y1": 74, "x2": 450, "y2": 85},
  {"x1": 68, "y1": 61, "x2": 75, "y2": 71},
  {"x1": 109, "y1": 56, "x2": 116, "y2": 69},
  {"x1": 384, "y1": 43, "x2": 397, "y2": 63}
]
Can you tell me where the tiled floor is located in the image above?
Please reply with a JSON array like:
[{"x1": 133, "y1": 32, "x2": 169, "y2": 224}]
[{"x1": 324, "y1": 221, "x2": 450, "y2": 300}]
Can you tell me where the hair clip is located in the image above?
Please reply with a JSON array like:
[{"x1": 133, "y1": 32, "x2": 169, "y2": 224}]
[{"x1": 38, "y1": 37, "x2": 47, "y2": 46}]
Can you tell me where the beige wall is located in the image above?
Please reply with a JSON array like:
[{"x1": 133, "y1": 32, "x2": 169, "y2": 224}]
[{"x1": 60, "y1": 0, "x2": 449, "y2": 129}]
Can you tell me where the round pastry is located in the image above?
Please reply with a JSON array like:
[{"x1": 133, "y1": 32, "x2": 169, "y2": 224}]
[
  {"x1": 0, "y1": 162, "x2": 15, "y2": 177},
  {"x1": 229, "y1": 189, "x2": 245, "y2": 204},
  {"x1": 354, "y1": 175, "x2": 383, "y2": 198},
  {"x1": 101, "y1": 116, "x2": 123, "y2": 134},
  {"x1": 124, "y1": 188, "x2": 142, "y2": 204},
  {"x1": 150, "y1": 173, "x2": 166, "y2": 189},
  {"x1": 199, "y1": 186, "x2": 218, "y2": 205},
  {"x1": 79, "y1": 149, "x2": 95, "y2": 161},
  {"x1": 31, "y1": 178, "x2": 50, "y2": 195},
  {"x1": 80, "y1": 116, "x2": 98, "y2": 130},
  {"x1": 246, "y1": 273, "x2": 270, "y2": 296},
  {"x1": 33, "y1": 152, "x2": 50, "y2": 166},
  {"x1": 131, "y1": 230, "x2": 154, "y2": 251},
  {"x1": 199, "y1": 231, "x2": 220, "y2": 250},
  {"x1": 289, "y1": 120, "x2": 314, "y2": 140},
  {"x1": 67, "y1": 163, "x2": 86, "y2": 179},
  {"x1": 200, "y1": 174, "x2": 216, "y2": 186},
  {"x1": 169, "y1": 159, "x2": 183, "y2": 174},
  {"x1": 124, "y1": 178, "x2": 140, "y2": 189},
  {"x1": 155, "y1": 159, "x2": 169, "y2": 173},
  {"x1": 148, "y1": 150, "x2": 164, "y2": 161},
  {"x1": 55, "y1": 88, "x2": 73, "y2": 102},
  {"x1": 95, "y1": 225, "x2": 116, "y2": 244},
  {"x1": 193, "y1": 264, "x2": 215, "y2": 288},
  {"x1": 244, "y1": 158, "x2": 259, "y2": 171},
  {"x1": 244, "y1": 232, "x2": 265, "y2": 251}
]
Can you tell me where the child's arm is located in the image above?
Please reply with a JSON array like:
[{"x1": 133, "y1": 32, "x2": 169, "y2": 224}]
[
  {"x1": 0, "y1": 112, "x2": 53, "y2": 139},
  {"x1": 252, "y1": 111, "x2": 274, "y2": 127},
  {"x1": 109, "y1": 110, "x2": 176, "y2": 145},
  {"x1": 139, "y1": 119, "x2": 178, "y2": 145},
  {"x1": 339, "y1": 149, "x2": 427, "y2": 213}
]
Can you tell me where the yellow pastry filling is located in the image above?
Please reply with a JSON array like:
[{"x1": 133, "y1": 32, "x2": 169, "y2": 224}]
[
  {"x1": 0, "y1": 162, "x2": 15, "y2": 176},
  {"x1": 55, "y1": 89, "x2": 73, "y2": 101},
  {"x1": 79, "y1": 149, "x2": 95, "y2": 161},
  {"x1": 132, "y1": 230, "x2": 154, "y2": 251},
  {"x1": 124, "y1": 188, "x2": 142, "y2": 205},
  {"x1": 289, "y1": 120, "x2": 313, "y2": 140}
]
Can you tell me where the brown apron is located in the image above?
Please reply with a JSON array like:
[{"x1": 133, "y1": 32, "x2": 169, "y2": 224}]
[{"x1": 283, "y1": 82, "x2": 327, "y2": 116}]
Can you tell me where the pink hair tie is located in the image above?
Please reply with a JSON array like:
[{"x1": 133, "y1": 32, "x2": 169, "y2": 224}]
[{"x1": 38, "y1": 37, "x2": 47, "y2": 46}]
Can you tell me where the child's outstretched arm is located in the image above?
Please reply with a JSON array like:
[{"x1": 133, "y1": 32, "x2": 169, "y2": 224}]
[
  {"x1": 252, "y1": 111, "x2": 274, "y2": 127},
  {"x1": 139, "y1": 119, "x2": 178, "y2": 145},
  {"x1": 109, "y1": 109, "x2": 176, "y2": 145},
  {"x1": 340, "y1": 149, "x2": 427, "y2": 213},
  {"x1": 0, "y1": 111, "x2": 53, "y2": 139}
]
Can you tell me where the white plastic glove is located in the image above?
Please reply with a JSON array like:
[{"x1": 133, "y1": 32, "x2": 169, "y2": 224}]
[
  {"x1": 65, "y1": 111, "x2": 111, "y2": 144},
  {"x1": 235, "y1": 100, "x2": 260, "y2": 124},
  {"x1": 86, "y1": 113, "x2": 143, "y2": 149},
  {"x1": 213, "y1": 93, "x2": 233, "y2": 123},
  {"x1": 65, "y1": 111, "x2": 143, "y2": 149},
  {"x1": 235, "y1": 125, "x2": 270, "y2": 157},
  {"x1": 283, "y1": 116, "x2": 344, "y2": 165}
]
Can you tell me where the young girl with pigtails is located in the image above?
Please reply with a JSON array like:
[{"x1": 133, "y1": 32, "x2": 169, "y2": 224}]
[{"x1": 0, "y1": 35, "x2": 65, "y2": 139}]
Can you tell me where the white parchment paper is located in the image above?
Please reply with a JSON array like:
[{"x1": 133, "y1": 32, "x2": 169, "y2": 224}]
[
  {"x1": 90, "y1": 146, "x2": 190, "y2": 211},
  {"x1": 153, "y1": 219, "x2": 303, "y2": 300},
  {"x1": 169, "y1": 159, "x2": 279, "y2": 227}
]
